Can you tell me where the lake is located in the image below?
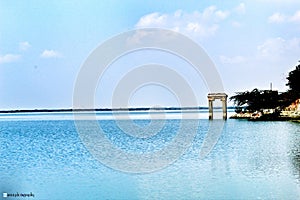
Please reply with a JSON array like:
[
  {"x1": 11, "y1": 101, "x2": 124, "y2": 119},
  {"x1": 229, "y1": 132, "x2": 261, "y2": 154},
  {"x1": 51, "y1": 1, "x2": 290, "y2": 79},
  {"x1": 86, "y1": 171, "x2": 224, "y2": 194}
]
[{"x1": 0, "y1": 111, "x2": 300, "y2": 199}]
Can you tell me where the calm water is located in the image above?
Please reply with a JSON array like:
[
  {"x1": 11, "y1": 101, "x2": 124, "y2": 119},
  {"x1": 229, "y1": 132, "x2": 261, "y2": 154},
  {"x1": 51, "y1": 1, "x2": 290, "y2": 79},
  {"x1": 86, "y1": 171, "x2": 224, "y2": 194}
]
[{"x1": 0, "y1": 112, "x2": 300, "y2": 199}]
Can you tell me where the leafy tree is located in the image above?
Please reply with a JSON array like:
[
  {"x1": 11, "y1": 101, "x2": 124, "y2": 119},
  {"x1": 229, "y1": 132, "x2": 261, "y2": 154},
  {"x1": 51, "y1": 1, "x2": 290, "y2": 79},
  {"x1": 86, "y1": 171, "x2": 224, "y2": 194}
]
[
  {"x1": 277, "y1": 62, "x2": 300, "y2": 107},
  {"x1": 230, "y1": 61, "x2": 300, "y2": 113},
  {"x1": 286, "y1": 63, "x2": 300, "y2": 97},
  {"x1": 230, "y1": 88, "x2": 279, "y2": 112}
]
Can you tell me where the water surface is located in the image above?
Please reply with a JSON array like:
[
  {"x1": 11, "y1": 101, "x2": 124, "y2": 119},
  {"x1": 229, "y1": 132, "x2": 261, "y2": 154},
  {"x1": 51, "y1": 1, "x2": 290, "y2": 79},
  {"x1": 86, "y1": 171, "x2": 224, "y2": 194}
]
[{"x1": 0, "y1": 112, "x2": 299, "y2": 199}]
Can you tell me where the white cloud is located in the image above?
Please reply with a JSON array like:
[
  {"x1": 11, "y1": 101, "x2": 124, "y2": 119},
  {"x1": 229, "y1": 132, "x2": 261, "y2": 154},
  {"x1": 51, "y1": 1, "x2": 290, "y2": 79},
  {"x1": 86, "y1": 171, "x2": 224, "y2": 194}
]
[
  {"x1": 290, "y1": 10, "x2": 300, "y2": 22},
  {"x1": 0, "y1": 54, "x2": 21, "y2": 64},
  {"x1": 135, "y1": 6, "x2": 230, "y2": 39},
  {"x1": 257, "y1": 37, "x2": 286, "y2": 58},
  {"x1": 231, "y1": 21, "x2": 242, "y2": 28},
  {"x1": 268, "y1": 10, "x2": 300, "y2": 23},
  {"x1": 126, "y1": 29, "x2": 181, "y2": 47},
  {"x1": 185, "y1": 22, "x2": 218, "y2": 36},
  {"x1": 136, "y1": 12, "x2": 167, "y2": 27},
  {"x1": 215, "y1": 10, "x2": 230, "y2": 20},
  {"x1": 220, "y1": 37, "x2": 300, "y2": 65},
  {"x1": 256, "y1": 0, "x2": 299, "y2": 3},
  {"x1": 268, "y1": 13, "x2": 286, "y2": 23},
  {"x1": 40, "y1": 49, "x2": 62, "y2": 58},
  {"x1": 234, "y1": 3, "x2": 246, "y2": 14},
  {"x1": 19, "y1": 41, "x2": 31, "y2": 51},
  {"x1": 201, "y1": 6, "x2": 230, "y2": 21},
  {"x1": 220, "y1": 55, "x2": 246, "y2": 64},
  {"x1": 174, "y1": 10, "x2": 182, "y2": 18},
  {"x1": 257, "y1": 37, "x2": 300, "y2": 59}
]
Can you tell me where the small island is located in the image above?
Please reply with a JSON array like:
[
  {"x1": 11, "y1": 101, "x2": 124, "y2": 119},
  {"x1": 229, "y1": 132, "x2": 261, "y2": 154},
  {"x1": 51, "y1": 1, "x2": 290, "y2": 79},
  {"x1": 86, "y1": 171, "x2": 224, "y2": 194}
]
[{"x1": 230, "y1": 62, "x2": 300, "y2": 121}]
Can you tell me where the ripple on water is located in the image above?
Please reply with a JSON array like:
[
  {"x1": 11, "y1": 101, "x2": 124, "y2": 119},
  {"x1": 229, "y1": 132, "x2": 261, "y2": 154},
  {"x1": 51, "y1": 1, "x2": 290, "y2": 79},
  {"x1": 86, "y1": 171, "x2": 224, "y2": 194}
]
[{"x1": 0, "y1": 119, "x2": 300, "y2": 199}]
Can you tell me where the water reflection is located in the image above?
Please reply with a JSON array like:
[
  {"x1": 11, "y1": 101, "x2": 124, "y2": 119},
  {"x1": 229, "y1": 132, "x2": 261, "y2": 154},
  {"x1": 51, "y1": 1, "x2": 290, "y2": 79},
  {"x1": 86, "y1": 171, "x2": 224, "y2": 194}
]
[
  {"x1": 289, "y1": 122, "x2": 300, "y2": 182},
  {"x1": 135, "y1": 120, "x2": 300, "y2": 199},
  {"x1": 224, "y1": 121, "x2": 290, "y2": 178},
  {"x1": 1, "y1": 118, "x2": 300, "y2": 199}
]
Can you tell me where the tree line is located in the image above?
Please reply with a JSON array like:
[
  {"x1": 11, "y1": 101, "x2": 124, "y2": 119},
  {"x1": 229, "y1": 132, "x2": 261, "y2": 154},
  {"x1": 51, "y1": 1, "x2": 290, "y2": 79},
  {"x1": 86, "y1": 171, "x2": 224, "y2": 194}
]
[{"x1": 230, "y1": 62, "x2": 300, "y2": 112}]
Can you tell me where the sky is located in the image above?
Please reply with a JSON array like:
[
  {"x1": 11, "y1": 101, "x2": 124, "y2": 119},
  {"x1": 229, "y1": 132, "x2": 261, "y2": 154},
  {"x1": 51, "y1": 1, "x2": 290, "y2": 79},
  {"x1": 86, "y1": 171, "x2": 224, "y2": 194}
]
[{"x1": 1, "y1": 0, "x2": 300, "y2": 109}]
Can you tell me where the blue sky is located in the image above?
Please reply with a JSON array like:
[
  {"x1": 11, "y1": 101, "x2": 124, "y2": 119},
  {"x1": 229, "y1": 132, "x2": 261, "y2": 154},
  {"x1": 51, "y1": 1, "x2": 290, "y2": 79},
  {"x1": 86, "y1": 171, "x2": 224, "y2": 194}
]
[{"x1": 1, "y1": 0, "x2": 300, "y2": 109}]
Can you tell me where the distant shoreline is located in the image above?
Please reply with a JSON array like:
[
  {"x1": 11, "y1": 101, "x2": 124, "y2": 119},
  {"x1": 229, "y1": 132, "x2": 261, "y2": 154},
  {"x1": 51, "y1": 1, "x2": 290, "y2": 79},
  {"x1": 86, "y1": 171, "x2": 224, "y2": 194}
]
[{"x1": 0, "y1": 106, "x2": 236, "y2": 114}]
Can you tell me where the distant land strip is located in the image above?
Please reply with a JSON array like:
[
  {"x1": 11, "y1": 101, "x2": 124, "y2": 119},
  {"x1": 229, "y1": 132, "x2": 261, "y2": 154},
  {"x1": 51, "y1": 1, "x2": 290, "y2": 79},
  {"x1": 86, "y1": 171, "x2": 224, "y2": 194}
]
[{"x1": 0, "y1": 106, "x2": 236, "y2": 113}]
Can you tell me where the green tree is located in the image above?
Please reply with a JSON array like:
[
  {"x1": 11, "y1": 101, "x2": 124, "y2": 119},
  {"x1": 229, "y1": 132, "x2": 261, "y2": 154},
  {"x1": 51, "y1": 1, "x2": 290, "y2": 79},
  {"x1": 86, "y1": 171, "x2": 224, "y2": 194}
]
[
  {"x1": 286, "y1": 63, "x2": 300, "y2": 96},
  {"x1": 278, "y1": 62, "x2": 300, "y2": 107},
  {"x1": 230, "y1": 88, "x2": 279, "y2": 112},
  {"x1": 230, "y1": 62, "x2": 300, "y2": 112}
]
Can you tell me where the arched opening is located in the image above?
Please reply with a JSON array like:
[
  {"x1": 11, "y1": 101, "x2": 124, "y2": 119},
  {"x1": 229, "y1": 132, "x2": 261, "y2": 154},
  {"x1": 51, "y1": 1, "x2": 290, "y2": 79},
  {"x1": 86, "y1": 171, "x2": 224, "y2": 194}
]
[{"x1": 208, "y1": 93, "x2": 228, "y2": 120}]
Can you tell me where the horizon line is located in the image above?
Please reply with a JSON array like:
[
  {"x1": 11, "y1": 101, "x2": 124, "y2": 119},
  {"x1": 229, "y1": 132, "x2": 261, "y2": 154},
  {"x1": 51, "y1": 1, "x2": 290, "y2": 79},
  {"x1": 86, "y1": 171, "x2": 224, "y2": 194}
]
[{"x1": 0, "y1": 106, "x2": 237, "y2": 113}]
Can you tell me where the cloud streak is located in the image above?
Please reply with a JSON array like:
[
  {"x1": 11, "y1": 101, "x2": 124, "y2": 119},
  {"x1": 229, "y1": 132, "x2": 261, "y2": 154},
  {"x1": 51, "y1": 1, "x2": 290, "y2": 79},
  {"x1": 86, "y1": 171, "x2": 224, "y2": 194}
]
[
  {"x1": 0, "y1": 54, "x2": 21, "y2": 64},
  {"x1": 268, "y1": 10, "x2": 300, "y2": 23},
  {"x1": 135, "y1": 6, "x2": 230, "y2": 39},
  {"x1": 234, "y1": 3, "x2": 246, "y2": 14},
  {"x1": 19, "y1": 41, "x2": 31, "y2": 51},
  {"x1": 220, "y1": 37, "x2": 300, "y2": 65},
  {"x1": 40, "y1": 49, "x2": 62, "y2": 58},
  {"x1": 257, "y1": 37, "x2": 300, "y2": 59}
]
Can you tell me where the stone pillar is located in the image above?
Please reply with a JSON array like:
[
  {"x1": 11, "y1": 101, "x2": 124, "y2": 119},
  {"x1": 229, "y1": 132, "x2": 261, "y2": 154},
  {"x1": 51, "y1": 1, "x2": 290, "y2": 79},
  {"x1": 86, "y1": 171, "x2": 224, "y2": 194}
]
[
  {"x1": 208, "y1": 98, "x2": 213, "y2": 120},
  {"x1": 222, "y1": 97, "x2": 227, "y2": 120},
  {"x1": 208, "y1": 93, "x2": 227, "y2": 120}
]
